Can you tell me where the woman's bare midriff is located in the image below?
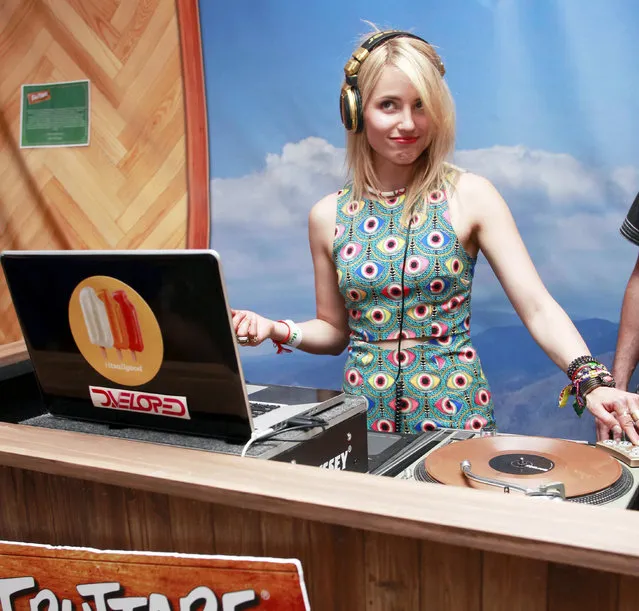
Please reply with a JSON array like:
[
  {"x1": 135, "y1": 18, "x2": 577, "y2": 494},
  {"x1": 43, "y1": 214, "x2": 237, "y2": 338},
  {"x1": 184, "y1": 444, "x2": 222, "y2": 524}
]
[{"x1": 370, "y1": 337, "x2": 429, "y2": 350}]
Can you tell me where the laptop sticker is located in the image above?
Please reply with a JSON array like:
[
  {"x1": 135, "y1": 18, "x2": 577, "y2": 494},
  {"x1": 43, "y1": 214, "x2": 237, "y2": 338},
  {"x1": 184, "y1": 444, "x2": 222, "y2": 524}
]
[
  {"x1": 68, "y1": 276, "x2": 163, "y2": 386},
  {"x1": 89, "y1": 385, "x2": 190, "y2": 419}
]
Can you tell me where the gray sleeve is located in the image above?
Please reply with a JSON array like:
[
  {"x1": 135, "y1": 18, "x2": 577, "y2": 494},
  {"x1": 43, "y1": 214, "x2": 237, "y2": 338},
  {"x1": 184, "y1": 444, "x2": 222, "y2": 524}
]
[{"x1": 620, "y1": 193, "x2": 639, "y2": 246}]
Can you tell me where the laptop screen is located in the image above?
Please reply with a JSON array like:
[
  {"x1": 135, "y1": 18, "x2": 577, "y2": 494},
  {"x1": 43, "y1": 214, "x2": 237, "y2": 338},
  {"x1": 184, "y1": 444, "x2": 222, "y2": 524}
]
[{"x1": 1, "y1": 251, "x2": 253, "y2": 441}]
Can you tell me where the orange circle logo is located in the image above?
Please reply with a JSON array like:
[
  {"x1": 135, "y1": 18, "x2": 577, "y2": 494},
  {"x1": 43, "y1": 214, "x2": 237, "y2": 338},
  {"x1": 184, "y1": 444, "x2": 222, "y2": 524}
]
[{"x1": 68, "y1": 276, "x2": 164, "y2": 386}]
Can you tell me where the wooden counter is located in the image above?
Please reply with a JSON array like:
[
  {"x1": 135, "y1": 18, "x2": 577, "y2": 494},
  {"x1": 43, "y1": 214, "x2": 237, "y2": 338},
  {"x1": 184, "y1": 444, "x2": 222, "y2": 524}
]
[
  {"x1": 0, "y1": 339, "x2": 28, "y2": 368},
  {"x1": 1, "y1": 349, "x2": 639, "y2": 609}
]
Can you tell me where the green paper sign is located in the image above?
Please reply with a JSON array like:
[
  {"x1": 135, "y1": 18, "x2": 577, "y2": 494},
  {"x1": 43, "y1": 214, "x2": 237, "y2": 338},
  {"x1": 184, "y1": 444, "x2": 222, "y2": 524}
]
[{"x1": 20, "y1": 80, "x2": 90, "y2": 148}]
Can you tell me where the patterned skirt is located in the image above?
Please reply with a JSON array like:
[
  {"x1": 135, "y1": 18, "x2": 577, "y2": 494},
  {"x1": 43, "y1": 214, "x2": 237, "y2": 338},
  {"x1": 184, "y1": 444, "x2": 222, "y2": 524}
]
[{"x1": 343, "y1": 335, "x2": 496, "y2": 433}]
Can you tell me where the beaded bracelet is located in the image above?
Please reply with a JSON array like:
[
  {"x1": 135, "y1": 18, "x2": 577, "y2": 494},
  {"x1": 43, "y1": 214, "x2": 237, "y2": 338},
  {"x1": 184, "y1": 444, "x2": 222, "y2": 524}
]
[
  {"x1": 566, "y1": 355, "x2": 596, "y2": 380},
  {"x1": 558, "y1": 357, "x2": 616, "y2": 416}
]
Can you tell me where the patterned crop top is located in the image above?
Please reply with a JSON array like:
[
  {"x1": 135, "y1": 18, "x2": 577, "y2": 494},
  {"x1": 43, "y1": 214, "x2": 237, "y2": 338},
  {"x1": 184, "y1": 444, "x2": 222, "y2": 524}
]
[{"x1": 332, "y1": 183, "x2": 476, "y2": 343}]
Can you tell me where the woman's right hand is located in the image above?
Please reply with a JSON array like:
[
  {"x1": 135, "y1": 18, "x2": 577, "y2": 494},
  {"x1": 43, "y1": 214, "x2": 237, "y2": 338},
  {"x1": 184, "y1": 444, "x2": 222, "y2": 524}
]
[{"x1": 231, "y1": 309, "x2": 276, "y2": 347}]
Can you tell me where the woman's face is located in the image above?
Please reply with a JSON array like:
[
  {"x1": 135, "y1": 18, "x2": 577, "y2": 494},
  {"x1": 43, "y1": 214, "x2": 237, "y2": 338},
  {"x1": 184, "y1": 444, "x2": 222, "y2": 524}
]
[{"x1": 363, "y1": 65, "x2": 430, "y2": 168}]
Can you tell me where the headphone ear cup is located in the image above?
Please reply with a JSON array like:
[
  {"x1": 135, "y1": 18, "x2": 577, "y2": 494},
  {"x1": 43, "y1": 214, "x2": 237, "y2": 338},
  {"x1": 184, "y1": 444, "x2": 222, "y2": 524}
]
[
  {"x1": 340, "y1": 87, "x2": 353, "y2": 131},
  {"x1": 340, "y1": 86, "x2": 364, "y2": 133},
  {"x1": 340, "y1": 86, "x2": 358, "y2": 132}
]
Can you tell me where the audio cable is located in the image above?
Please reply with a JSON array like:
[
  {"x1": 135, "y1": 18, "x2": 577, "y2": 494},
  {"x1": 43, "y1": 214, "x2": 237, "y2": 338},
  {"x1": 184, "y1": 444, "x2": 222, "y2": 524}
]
[
  {"x1": 394, "y1": 217, "x2": 414, "y2": 434},
  {"x1": 240, "y1": 416, "x2": 328, "y2": 457}
]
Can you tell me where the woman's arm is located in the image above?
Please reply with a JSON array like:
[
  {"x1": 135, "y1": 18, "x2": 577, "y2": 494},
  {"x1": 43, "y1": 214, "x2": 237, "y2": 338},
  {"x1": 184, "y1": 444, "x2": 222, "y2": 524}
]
[
  {"x1": 233, "y1": 192, "x2": 350, "y2": 356},
  {"x1": 464, "y1": 173, "x2": 588, "y2": 370},
  {"x1": 296, "y1": 192, "x2": 351, "y2": 354},
  {"x1": 461, "y1": 173, "x2": 639, "y2": 442}
]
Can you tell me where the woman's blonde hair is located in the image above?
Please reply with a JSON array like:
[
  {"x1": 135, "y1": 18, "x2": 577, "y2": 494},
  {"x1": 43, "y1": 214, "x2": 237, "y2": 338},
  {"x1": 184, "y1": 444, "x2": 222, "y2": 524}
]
[{"x1": 345, "y1": 28, "x2": 457, "y2": 224}]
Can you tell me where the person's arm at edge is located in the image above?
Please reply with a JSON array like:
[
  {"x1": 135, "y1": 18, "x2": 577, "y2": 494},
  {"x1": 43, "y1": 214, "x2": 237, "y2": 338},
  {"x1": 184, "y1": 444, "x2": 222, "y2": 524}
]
[{"x1": 612, "y1": 253, "x2": 639, "y2": 390}]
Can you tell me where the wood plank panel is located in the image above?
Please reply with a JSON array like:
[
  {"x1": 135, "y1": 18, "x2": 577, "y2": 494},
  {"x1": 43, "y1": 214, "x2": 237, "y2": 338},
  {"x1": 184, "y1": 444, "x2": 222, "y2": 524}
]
[
  {"x1": 129, "y1": 489, "x2": 176, "y2": 552},
  {"x1": 83, "y1": 481, "x2": 133, "y2": 550},
  {"x1": 483, "y1": 552, "x2": 547, "y2": 611},
  {"x1": 619, "y1": 575, "x2": 639, "y2": 611},
  {"x1": 307, "y1": 522, "x2": 366, "y2": 611},
  {"x1": 2, "y1": 463, "x2": 638, "y2": 611},
  {"x1": 0, "y1": 31, "x2": 54, "y2": 103},
  {"x1": 548, "y1": 564, "x2": 618, "y2": 611},
  {"x1": 42, "y1": 0, "x2": 124, "y2": 78},
  {"x1": 40, "y1": 177, "x2": 111, "y2": 249},
  {"x1": 420, "y1": 541, "x2": 482, "y2": 611},
  {"x1": 0, "y1": 0, "x2": 207, "y2": 344},
  {"x1": 0, "y1": 340, "x2": 27, "y2": 366},
  {"x1": 0, "y1": 467, "x2": 25, "y2": 542},
  {"x1": 2, "y1": 422, "x2": 639, "y2": 579},
  {"x1": 365, "y1": 532, "x2": 421, "y2": 610},
  {"x1": 168, "y1": 495, "x2": 217, "y2": 555}
]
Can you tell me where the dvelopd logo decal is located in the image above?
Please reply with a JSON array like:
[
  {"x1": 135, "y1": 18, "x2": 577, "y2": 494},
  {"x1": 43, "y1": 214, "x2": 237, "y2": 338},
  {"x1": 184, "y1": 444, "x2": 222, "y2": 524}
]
[{"x1": 89, "y1": 386, "x2": 190, "y2": 420}]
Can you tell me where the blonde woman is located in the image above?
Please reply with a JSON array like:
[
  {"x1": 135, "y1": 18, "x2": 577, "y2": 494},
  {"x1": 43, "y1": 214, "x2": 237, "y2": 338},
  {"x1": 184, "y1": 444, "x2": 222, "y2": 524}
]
[{"x1": 233, "y1": 27, "x2": 639, "y2": 441}]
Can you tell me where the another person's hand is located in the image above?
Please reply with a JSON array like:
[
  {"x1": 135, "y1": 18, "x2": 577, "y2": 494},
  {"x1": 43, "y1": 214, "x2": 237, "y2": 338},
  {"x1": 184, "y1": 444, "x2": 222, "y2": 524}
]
[
  {"x1": 585, "y1": 386, "x2": 639, "y2": 444},
  {"x1": 231, "y1": 309, "x2": 275, "y2": 347}
]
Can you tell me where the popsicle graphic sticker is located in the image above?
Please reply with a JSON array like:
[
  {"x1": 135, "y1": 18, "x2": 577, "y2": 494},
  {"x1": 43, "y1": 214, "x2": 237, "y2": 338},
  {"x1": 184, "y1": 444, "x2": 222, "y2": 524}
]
[
  {"x1": 97, "y1": 288, "x2": 128, "y2": 360},
  {"x1": 79, "y1": 287, "x2": 114, "y2": 359},
  {"x1": 113, "y1": 289, "x2": 144, "y2": 360},
  {"x1": 69, "y1": 276, "x2": 163, "y2": 386}
]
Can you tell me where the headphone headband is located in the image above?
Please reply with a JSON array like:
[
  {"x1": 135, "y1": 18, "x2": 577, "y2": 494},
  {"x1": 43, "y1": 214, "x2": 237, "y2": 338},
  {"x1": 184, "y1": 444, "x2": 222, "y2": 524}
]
[{"x1": 343, "y1": 30, "x2": 445, "y2": 87}]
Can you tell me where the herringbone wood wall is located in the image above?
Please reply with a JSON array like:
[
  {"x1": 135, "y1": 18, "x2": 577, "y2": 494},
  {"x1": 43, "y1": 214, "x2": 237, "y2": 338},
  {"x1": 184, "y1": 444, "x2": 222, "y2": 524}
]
[{"x1": 0, "y1": 0, "x2": 192, "y2": 344}]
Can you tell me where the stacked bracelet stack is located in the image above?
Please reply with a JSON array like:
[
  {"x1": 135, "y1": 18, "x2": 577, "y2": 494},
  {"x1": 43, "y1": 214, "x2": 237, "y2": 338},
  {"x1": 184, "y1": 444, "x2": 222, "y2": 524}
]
[
  {"x1": 558, "y1": 355, "x2": 616, "y2": 416},
  {"x1": 272, "y1": 319, "x2": 303, "y2": 354}
]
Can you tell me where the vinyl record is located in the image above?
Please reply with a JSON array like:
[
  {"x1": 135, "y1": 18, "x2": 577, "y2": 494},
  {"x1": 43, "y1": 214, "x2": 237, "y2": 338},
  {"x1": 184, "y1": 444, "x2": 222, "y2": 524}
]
[{"x1": 424, "y1": 435, "x2": 621, "y2": 497}]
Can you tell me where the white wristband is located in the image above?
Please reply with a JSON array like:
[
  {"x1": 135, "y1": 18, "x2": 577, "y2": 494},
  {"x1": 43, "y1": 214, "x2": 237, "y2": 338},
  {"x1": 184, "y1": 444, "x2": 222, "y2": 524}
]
[{"x1": 283, "y1": 319, "x2": 303, "y2": 348}]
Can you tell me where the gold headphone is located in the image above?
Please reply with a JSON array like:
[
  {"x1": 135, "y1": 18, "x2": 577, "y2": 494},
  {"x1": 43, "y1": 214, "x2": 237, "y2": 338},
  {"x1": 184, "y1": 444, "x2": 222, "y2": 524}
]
[{"x1": 339, "y1": 30, "x2": 446, "y2": 134}]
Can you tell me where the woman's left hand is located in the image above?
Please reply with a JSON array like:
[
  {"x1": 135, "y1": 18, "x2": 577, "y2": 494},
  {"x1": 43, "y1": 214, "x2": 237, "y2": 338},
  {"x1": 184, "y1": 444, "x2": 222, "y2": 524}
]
[{"x1": 585, "y1": 386, "x2": 639, "y2": 443}]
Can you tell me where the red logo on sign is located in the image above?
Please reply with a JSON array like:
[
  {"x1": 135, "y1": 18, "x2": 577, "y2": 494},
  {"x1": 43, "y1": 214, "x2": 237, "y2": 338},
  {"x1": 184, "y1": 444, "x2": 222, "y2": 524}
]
[
  {"x1": 27, "y1": 90, "x2": 51, "y2": 104},
  {"x1": 89, "y1": 386, "x2": 190, "y2": 419}
]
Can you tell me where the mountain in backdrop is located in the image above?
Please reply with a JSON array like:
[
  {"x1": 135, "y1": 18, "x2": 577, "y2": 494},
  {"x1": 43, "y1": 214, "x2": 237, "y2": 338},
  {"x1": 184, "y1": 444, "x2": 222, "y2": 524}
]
[
  {"x1": 471, "y1": 318, "x2": 620, "y2": 392},
  {"x1": 241, "y1": 318, "x2": 634, "y2": 442}
]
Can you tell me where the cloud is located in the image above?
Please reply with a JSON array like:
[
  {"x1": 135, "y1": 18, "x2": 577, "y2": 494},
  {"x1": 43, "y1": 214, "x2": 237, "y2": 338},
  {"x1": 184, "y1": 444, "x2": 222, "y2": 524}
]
[
  {"x1": 454, "y1": 145, "x2": 633, "y2": 214},
  {"x1": 611, "y1": 165, "x2": 639, "y2": 202},
  {"x1": 211, "y1": 137, "x2": 638, "y2": 322},
  {"x1": 211, "y1": 137, "x2": 347, "y2": 318},
  {"x1": 456, "y1": 146, "x2": 602, "y2": 203},
  {"x1": 452, "y1": 145, "x2": 636, "y2": 317},
  {"x1": 212, "y1": 137, "x2": 346, "y2": 228}
]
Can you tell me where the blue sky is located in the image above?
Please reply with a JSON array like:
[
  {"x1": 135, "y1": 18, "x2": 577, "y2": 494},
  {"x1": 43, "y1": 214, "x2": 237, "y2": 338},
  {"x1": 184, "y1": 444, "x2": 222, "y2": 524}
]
[
  {"x1": 196, "y1": 0, "x2": 639, "y2": 437},
  {"x1": 198, "y1": 0, "x2": 639, "y2": 337},
  {"x1": 200, "y1": 0, "x2": 639, "y2": 179}
]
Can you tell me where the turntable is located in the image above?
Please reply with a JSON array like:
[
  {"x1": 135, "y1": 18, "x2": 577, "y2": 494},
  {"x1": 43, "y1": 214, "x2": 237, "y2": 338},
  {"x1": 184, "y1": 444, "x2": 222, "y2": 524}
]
[{"x1": 368, "y1": 429, "x2": 639, "y2": 508}]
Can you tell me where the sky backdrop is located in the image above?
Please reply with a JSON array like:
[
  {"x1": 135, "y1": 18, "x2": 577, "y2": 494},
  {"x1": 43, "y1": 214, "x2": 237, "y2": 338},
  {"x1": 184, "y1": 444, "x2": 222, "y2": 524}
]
[{"x1": 197, "y1": 0, "x2": 639, "y2": 425}]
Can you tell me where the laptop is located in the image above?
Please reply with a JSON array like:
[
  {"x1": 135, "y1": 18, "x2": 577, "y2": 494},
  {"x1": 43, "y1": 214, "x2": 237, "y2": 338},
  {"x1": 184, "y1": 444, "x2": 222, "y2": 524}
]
[{"x1": 0, "y1": 249, "x2": 344, "y2": 442}]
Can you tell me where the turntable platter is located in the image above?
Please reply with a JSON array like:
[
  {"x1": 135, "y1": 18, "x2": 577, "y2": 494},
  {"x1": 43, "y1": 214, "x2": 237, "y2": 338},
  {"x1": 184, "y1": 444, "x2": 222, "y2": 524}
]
[{"x1": 424, "y1": 436, "x2": 622, "y2": 497}]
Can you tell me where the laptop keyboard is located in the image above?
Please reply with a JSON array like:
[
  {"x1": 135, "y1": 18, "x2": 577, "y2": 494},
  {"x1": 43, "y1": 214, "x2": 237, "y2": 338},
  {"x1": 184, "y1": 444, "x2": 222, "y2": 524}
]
[{"x1": 249, "y1": 401, "x2": 283, "y2": 416}]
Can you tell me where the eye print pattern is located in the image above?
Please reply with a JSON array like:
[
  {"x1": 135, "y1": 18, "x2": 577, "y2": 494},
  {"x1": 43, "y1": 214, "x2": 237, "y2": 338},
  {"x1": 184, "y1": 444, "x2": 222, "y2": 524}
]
[
  {"x1": 359, "y1": 215, "x2": 385, "y2": 235},
  {"x1": 333, "y1": 184, "x2": 475, "y2": 342},
  {"x1": 340, "y1": 242, "x2": 362, "y2": 261},
  {"x1": 376, "y1": 235, "x2": 406, "y2": 256},
  {"x1": 333, "y1": 183, "x2": 493, "y2": 432}
]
